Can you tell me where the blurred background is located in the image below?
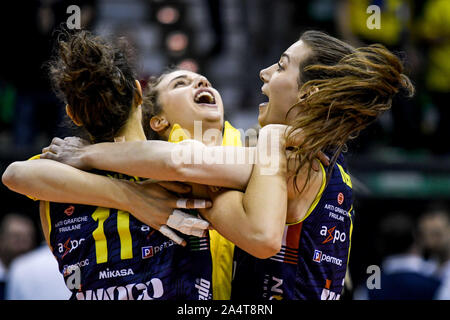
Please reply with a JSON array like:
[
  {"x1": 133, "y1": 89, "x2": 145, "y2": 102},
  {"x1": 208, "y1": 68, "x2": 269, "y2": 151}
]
[{"x1": 0, "y1": 0, "x2": 449, "y2": 300}]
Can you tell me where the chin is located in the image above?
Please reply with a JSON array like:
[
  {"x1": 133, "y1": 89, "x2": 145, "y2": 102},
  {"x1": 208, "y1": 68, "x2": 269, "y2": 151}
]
[{"x1": 258, "y1": 115, "x2": 267, "y2": 128}]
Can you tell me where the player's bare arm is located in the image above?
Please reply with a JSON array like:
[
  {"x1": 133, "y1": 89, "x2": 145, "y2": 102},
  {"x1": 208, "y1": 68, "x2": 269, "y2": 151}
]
[
  {"x1": 2, "y1": 158, "x2": 212, "y2": 244},
  {"x1": 199, "y1": 125, "x2": 289, "y2": 258},
  {"x1": 41, "y1": 137, "x2": 255, "y2": 190}
]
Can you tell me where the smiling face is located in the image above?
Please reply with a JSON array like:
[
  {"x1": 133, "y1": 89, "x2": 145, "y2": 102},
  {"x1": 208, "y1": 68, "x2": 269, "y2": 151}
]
[
  {"x1": 258, "y1": 40, "x2": 312, "y2": 127},
  {"x1": 155, "y1": 70, "x2": 224, "y2": 138}
]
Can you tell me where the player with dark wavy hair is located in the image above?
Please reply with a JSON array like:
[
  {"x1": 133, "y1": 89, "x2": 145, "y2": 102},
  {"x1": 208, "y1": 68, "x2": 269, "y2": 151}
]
[{"x1": 3, "y1": 30, "x2": 215, "y2": 300}]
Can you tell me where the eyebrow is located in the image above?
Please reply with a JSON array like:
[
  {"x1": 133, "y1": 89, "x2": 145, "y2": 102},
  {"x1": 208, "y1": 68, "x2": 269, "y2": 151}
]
[
  {"x1": 281, "y1": 53, "x2": 290, "y2": 63},
  {"x1": 168, "y1": 74, "x2": 189, "y2": 86}
]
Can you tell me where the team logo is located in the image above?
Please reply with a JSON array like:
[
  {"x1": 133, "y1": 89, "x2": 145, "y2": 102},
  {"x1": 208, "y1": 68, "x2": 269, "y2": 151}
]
[
  {"x1": 195, "y1": 278, "x2": 212, "y2": 300},
  {"x1": 141, "y1": 240, "x2": 174, "y2": 259},
  {"x1": 63, "y1": 259, "x2": 89, "y2": 277},
  {"x1": 142, "y1": 246, "x2": 154, "y2": 259},
  {"x1": 320, "y1": 226, "x2": 346, "y2": 244},
  {"x1": 337, "y1": 193, "x2": 344, "y2": 205},
  {"x1": 321, "y1": 279, "x2": 341, "y2": 300},
  {"x1": 141, "y1": 225, "x2": 156, "y2": 239},
  {"x1": 58, "y1": 238, "x2": 85, "y2": 259},
  {"x1": 321, "y1": 226, "x2": 336, "y2": 244},
  {"x1": 76, "y1": 278, "x2": 164, "y2": 300},
  {"x1": 64, "y1": 205, "x2": 75, "y2": 216},
  {"x1": 312, "y1": 249, "x2": 343, "y2": 266},
  {"x1": 98, "y1": 268, "x2": 134, "y2": 280},
  {"x1": 313, "y1": 250, "x2": 322, "y2": 262}
]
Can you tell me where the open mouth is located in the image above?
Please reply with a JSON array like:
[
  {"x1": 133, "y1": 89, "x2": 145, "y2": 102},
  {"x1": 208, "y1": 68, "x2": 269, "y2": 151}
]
[
  {"x1": 194, "y1": 89, "x2": 216, "y2": 106},
  {"x1": 259, "y1": 89, "x2": 269, "y2": 110},
  {"x1": 259, "y1": 102, "x2": 268, "y2": 116}
]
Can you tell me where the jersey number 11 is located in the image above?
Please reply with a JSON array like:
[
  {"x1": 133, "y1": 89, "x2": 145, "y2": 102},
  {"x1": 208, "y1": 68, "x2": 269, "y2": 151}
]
[{"x1": 91, "y1": 207, "x2": 133, "y2": 264}]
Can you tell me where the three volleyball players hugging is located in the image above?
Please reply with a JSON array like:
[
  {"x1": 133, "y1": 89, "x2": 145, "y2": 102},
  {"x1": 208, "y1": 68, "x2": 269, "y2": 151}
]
[{"x1": 2, "y1": 29, "x2": 413, "y2": 300}]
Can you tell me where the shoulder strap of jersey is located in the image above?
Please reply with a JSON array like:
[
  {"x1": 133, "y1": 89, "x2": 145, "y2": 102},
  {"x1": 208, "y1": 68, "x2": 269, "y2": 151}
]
[
  {"x1": 287, "y1": 162, "x2": 327, "y2": 226},
  {"x1": 209, "y1": 121, "x2": 241, "y2": 299},
  {"x1": 168, "y1": 123, "x2": 191, "y2": 143},
  {"x1": 222, "y1": 121, "x2": 242, "y2": 147}
]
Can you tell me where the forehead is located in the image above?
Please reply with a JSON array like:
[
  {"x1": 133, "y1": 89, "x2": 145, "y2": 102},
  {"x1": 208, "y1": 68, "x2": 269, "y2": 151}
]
[
  {"x1": 158, "y1": 70, "x2": 200, "y2": 88},
  {"x1": 283, "y1": 40, "x2": 311, "y2": 65}
]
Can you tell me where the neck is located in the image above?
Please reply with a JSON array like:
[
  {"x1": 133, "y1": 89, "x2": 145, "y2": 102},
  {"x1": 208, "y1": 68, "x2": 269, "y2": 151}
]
[
  {"x1": 115, "y1": 108, "x2": 146, "y2": 142},
  {"x1": 170, "y1": 121, "x2": 223, "y2": 146},
  {"x1": 193, "y1": 121, "x2": 224, "y2": 147}
]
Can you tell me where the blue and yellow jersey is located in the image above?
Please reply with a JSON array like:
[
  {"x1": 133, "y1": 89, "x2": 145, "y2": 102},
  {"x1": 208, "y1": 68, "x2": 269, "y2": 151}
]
[
  {"x1": 231, "y1": 153, "x2": 354, "y2": 300},
  {"x1": 46, "y1": 171, "x2": 213, "y2": 300},
  {"x1": 168, "y1": 121, "x2": 241, "y2": 300},
  {"x1": 30, "y1": 156, "x2": 213, "y2": 300}
]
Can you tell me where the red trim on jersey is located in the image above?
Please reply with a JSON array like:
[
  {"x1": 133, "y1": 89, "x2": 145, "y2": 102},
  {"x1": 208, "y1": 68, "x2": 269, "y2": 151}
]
[{"x1": 286, "y1": 222, "x2": 302, "y2": 249}]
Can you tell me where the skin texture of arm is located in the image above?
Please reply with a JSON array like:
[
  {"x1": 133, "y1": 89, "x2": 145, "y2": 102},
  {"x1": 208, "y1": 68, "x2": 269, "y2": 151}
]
[
  {"x1": 41, "y1": 134, "x2": 328, "y2": 193},
  {"x1": 199, "y1": 125, "x2": 288, "y2": 259},
  {"x1": 14, "y1": 126, "x2": 288, "y2": 259},
  {"x1": 3, "y1": 159, "x2": 133, "y2": 249},
  {"x1": 1, "y1": 158, "x2": 201, "y2": 231},
  {"x1": 44, "y1": 139, "x2": 255, "y2": 191},
  {"x1": 2, "y1": 159, "x2": 132, "y2": 209}
]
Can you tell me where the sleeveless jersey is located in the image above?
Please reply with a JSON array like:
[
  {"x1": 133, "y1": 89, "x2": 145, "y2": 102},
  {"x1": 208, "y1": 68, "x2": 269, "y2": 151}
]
[
  {"x1": 231, "y1": 153, "x2": 354, "y2": 300},
  {"x1": 43, "y1": 171, "x2": 213, "y2": 300}
]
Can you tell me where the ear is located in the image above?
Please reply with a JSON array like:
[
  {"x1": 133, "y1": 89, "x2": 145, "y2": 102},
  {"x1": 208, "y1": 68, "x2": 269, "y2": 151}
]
[
  {"x1": 299, "y1": 86, "x2": 319, "y2": 101},
  {"x1": 150, "y1": 115, "x2": 169, "y2": 133},
  {"x1": 134, "y1": 80, "x2": 143, "y2": 106},
  {"x1": 65, "y1": 104, "x2": 83, "y2": 126}
]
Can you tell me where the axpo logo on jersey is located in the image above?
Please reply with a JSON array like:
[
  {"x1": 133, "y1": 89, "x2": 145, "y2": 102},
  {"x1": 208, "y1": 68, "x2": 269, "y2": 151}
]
[
  {"x1": 58, "y1": 237, "x2": 85, "y2": 259},
  {"x1": 320, "y1": 226, "x2": 346, "y2": 244}
]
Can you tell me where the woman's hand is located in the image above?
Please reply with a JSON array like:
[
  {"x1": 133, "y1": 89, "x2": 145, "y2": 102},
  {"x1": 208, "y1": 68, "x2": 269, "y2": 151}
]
[
  {"x1": 41, "y1": 137, "x2": 92, "y2": 170},
  {"x1": 124, "y1": 179, "x2": 212, "y2": 246}
]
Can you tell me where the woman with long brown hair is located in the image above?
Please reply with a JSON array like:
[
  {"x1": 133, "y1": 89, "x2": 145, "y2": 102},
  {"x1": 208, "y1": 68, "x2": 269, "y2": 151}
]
[{"x1": 229, "y1": 30, "x2": 414, "y2": 299}]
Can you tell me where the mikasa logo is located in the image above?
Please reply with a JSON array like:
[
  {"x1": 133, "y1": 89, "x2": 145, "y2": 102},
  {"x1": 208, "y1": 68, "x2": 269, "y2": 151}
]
[{"x1": 99, "y1": 268, "x2": 134, "y2": 279}]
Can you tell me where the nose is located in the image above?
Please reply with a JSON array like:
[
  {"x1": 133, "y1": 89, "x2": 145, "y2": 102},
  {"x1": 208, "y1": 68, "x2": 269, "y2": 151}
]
[
  {"x1": 260, "y1": 67, "x2": 270, "y2": 83},
  {"x1": 194, "y1": 76, "x2": 211, "y2": 88}
]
